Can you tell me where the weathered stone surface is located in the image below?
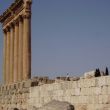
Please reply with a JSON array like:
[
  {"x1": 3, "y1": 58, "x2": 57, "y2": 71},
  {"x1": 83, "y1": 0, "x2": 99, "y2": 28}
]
[
  {"x1": 75, "y1": 104, "x2": 87, "y2": 110},
  {"x1": 1, "y1": 75, "x2": 110, "y2": 110},
  {"x1": 84, "y1": 70, "x2": 95, "y2": 78},
  {"x1": 37, "y1": 100, "x2": 74, "y2": 110}
]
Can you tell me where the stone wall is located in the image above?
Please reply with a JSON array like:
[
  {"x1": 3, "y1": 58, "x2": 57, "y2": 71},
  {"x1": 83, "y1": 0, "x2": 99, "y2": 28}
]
[
  {"x1": 29, "y1": 76, "x2": 110, "y2": 110},
  {"x1": 0, "y1": 80, "x2": 31, "y2": 110},
  {"x1": 0, "y1": 76, "x2": 110, "y2": 110},
  {"x1": 0, "y1": 77, "x2": 54, "y2": 110}
]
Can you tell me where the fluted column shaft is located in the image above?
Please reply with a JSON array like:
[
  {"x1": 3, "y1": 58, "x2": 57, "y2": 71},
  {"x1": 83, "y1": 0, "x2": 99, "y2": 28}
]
[
  {"x1": 14, "y1": 21, "x2": 19, "y2": 82},
  {"x1": 23, "y1": 14, "x2": 31, "y2": 80},
  {"x1": 3, "y1": 30, "x2": 7, "y2": 84},
  {"x1": 6, "y1": 27, "x2": 10, "y2": 83},
  {"x1": 10, "y1": 24, "x2": 14, "y2": 83},
  {"x1": 18, "y1": 16, "x2": 23, "y2": 81}
]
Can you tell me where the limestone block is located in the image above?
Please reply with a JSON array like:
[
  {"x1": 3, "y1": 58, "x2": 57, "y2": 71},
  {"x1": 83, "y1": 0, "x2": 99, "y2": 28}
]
[
  {"x1": 23, "y1": 80, "x2": 32, "y2": 88},
  {"x1": 40, "y1": 90, "x2": 49, "y2": 97},
  {"x1": 103, "y1": 108, "x2": 110, "y2": 110},
  {"x1": 75, "y1": 104, "x2": 87, "y2": 110},
  {"x1": 30, "y1": 87, "x2": 40, "y2": 98},
  {"x1": 43, "y1": 96, "x2": 52, "y2": 104},
  {"x1": 97, "y1": 76, "x2": 107, "y2": 86},
  {"x1": 39, "y1": 97, "x2": 44, "y2": 106},
  {"x1": 81, "y1": 88, "x2": 91, "y2": 96},
  {"x1": 87, "y1": 104, "x2": 105, "y2": 110},
  {"x1": 47, "y1": 91, "x2": 53, "y2": 97},
  {"x1": 78, "y1": 96, "x2": 89, "y2": 104},
  {"x1": 33, "y1": 98, "x2": 41, "y2": 107},
  {"x1": 101, "y1": 86, "x2": 108, "y2": 95},
  {"x1": 78, "y1": 79, "x2": 84, "y2": 88},
  {"x1": 63, "y1": 96, "x2": 71, "y2": 102},
  {"x1": 90, "y1": 78, "x2": 97, "y2": 87},
  {"x1": 64, "y1": 89, "x2": 74, "y2": 96},
  {"x1": 106, "y1": 76, "x2": 110, "y2": 86},
  {"x1": 22, "y1": 88, "x2": 29, "y2": 93},
  {"x1": 52, "y1": 95, "x2": 58, "y2": 100},
  {"x1": 53, "y1": 83, "x2": 61, "y2": 90},
  {"x1": 74, "y1": 88, "x2": 81, "y2": 96},
  {"x1": 70, "y1": 81, "x2": 78, "y2": 88},
  {"x1": 70, "y1": 96, "x2": 79, "y2": 104},
  {"x1": 89, "y1": 96, "x2": 99, "y2": 104},
  {"x1": 91, "y1": 87, "x2": 101, "y2": 95},
  {"x1": 53, "y1": 90, "x2": 64, "y2": 96},
  {"x1": 99, "y1": 95, "x2": 104, "y2": 104},
  {"x1": 60, "y1": 82, "x2": 70, "y2": 90},
  {"x1": 99, "y1": 95, "x2": 110, "y2": 104},
  {"x1": 83, "y1": 78, "x2": 97, "y2": 87},
  {"x1": 95, "y1": 104, "x2": 105, "y2": 110},
  {"x1": 102, "y1": 104, "x2": 110, "y2": 110},
  {"x1": 84, "y1": 70, "x2": 95, "y2": 78},
  {"x1": 39, "y1": 86, "x2": 48, "y2": 95},
  {"x1": 46, "y1": 84, "x2": 54, "y2": 91},
  {"x1": 102, "y1": 95, "x2": 110, "y2": 104},
  {"x1": 108, "y1": 86, "x2": 110, "y2": 94},
  {"x1": 57, "y1": 96, "x2": 64, "y2": 102}
]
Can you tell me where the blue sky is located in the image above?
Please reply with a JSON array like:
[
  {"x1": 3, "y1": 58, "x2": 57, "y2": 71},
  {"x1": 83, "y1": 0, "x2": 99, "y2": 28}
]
[{"x1": 0, "y1": 0, "x2": 110, "y2": 80}]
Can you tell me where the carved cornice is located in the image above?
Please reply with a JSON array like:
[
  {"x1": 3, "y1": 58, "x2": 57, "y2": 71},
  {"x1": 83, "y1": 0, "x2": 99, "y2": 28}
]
[
  {"x1": 0, "y1": 0, "x2": 24, "y2": 23},
  {"x1": 23, "y1": 12, "x2": 31, "y2": 19},
  {"x1": 0, "y1": 0, "x2": 32, "y2": 27}
]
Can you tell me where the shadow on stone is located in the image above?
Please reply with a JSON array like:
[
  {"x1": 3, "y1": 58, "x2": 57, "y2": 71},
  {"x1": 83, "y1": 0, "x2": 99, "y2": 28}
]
[{"x1": 37, "y1": 100, "x2": 74, "y2": 110}]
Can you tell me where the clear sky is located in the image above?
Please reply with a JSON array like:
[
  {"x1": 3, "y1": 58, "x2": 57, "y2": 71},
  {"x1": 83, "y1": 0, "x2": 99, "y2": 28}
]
[{"x1": 0, "y1": 0, "x2": 110, "y2": 80}]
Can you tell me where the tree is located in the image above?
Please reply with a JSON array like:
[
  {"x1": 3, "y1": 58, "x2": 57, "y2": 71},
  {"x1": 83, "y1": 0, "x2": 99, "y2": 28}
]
[
  {"x1": 95, "y1": 68, "x2": 101, "y2": 77},
  {"x1": 105, "y1": 67, "x2": 109, "y2": 75}
]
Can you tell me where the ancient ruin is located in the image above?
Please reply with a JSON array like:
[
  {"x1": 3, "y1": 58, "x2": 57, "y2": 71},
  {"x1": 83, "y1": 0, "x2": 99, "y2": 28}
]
[
  {"x1": 0, "y1": 0, "x2": 110, "y2": 110},
  {"x1": 0, "y1": 0, "x2": 32, "y2": 84}
]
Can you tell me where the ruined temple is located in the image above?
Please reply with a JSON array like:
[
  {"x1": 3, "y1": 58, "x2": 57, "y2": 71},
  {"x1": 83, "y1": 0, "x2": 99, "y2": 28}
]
[
  {"x1": 0, "y1": 0, "x2": 110, "y2": 110},
  {"x1": 0, "y1": 0, "x2": 32, "y2": 84}
]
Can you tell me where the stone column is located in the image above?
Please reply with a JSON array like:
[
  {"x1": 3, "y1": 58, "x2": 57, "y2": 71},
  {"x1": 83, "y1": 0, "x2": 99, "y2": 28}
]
[
  {"x1": 14, "y1": 20, "x2": 19, "y2": 82},
  {"x1": 18, "y1": 16, "x2": 23, "y2": 81},
  {"x1": 10, "y1": 23, "x2": 14, "y2": 83},
  {"x1": 23, "y1": 13, "x2": 31, "y2": 80},
  {"x1": 6, "y1": 27, "x2": 10, "y2": 83},
  {"x1": 3, "y1": 29, "x2": 7, "y2": 84}
]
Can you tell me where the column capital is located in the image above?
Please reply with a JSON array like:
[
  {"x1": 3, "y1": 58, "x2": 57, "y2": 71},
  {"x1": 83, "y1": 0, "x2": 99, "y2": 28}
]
[
  {"x1": 18, "y1": 15, "x2": 23, "y2": 22},
  {"x1": 23, "y1": 12, "x2": 31, "y2": 19},
  {"x1": 3, "y1": 28, "x2": 7, "y2": 34},
  {"x1": 24, "y1": 0, "x2": 32, "y2": 10},
  {"x1": 5, "y1": 26, "x2": 10, "y2": 32},
  {"x1": 13, "y1": 19, "x2": 19, "y2": 26},
  {"x1": 9, "y1": 22, "x2": 14, "y2": 28}
]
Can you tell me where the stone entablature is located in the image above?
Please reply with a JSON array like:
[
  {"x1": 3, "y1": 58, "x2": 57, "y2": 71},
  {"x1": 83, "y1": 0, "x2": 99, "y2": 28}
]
[{"x1": 0, "y1": 0, "x2": 24, "y2": 26}]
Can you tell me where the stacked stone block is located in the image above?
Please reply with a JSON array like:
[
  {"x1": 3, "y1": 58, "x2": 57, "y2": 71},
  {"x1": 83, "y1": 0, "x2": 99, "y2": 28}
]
[
  {"x1": 29, "y1": 76, "x2": 110, "y2": 110},
  {"x1": 0, "y1": 80, "x2": 32, "y2": 110}
]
